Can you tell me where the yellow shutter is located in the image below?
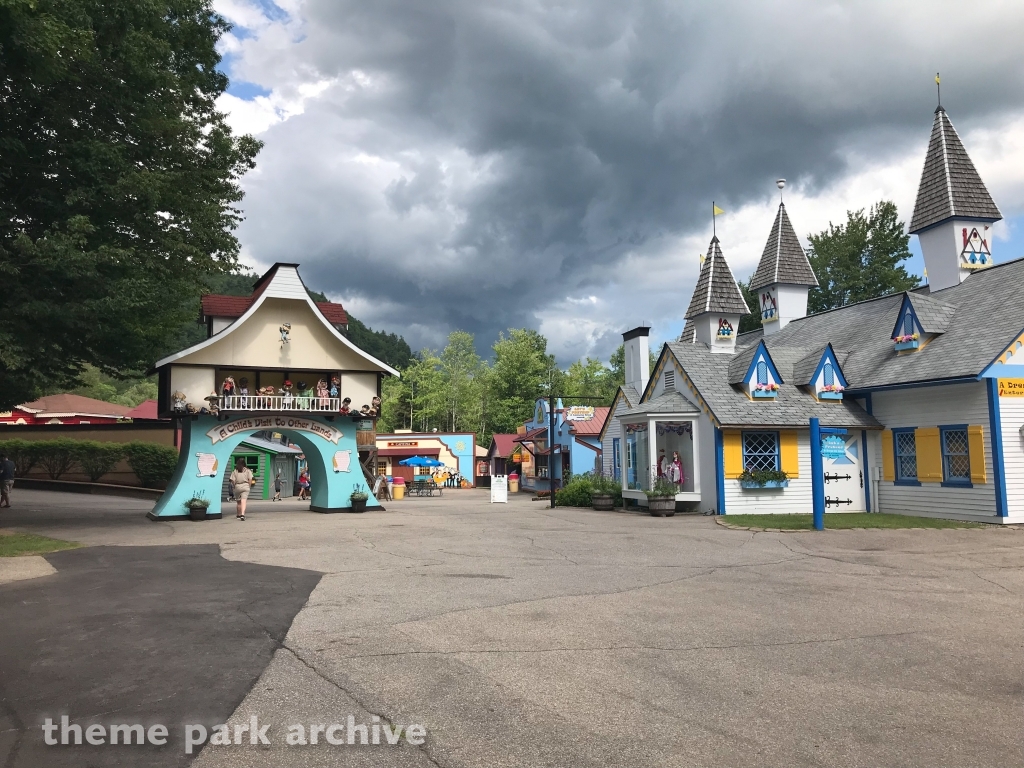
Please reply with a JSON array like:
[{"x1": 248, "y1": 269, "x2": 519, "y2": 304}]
[
  {"x1": 723, "y1": 430, "x2": 743, "y2": 478},
  {"x1": 915, "y1": 427, "x2": 942, "y2": 482},
  {"x1": 881, "y1": 430, "x2": 894, "y2": 482},
  {"x1": 968, "y1": 425, "x2": 987, "y2": 484},
  {"x1": 779, "y1": 430, "x2": 799, "y2": 477}
]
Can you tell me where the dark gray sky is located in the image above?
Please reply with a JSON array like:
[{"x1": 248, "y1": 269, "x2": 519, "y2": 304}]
[{"x1": 216, "y1": 0, "x2": 1024, "y2": 362}]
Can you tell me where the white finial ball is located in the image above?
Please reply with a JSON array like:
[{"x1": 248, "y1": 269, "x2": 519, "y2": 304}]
[{"x1": 776, "y1": 179, "x2": 786, "y2": 190}]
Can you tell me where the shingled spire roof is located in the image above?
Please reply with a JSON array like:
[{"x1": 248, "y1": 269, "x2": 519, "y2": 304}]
[
  {"x1": 749, "y1": 202, "x2": 818, "y2": 290},
  {"x1": 684, "y1": 237, "x2": 750, "y2": 320},
  {"x1": 909, "y1": 107, "x2": 1002, "y2": 234}
]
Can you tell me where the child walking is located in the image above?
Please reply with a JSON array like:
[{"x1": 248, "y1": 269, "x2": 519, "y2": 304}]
[{"x1": 273, "y1": 472, "x2": 283, "y2": 501}]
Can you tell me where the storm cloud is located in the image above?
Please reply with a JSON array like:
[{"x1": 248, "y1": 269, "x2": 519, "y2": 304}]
[{"x1": 217, "y1": 0, "x2": 1024, "y2": 361}]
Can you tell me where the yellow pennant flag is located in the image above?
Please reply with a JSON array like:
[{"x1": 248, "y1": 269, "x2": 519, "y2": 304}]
[
  {"x1": 713, "y1": 204, "x2": 725, "y2": 216},
  {"x1": 935, "y1": 73, "x2": 940, "y2": 85},
  {"x1": 699, "y1": 252, "x2": 706, "y2": 265}
]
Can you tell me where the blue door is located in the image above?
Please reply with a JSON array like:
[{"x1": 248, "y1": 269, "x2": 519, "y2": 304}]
[
  {"x1": 612, "y1": 438, "x2": 621, "y2": 481},
  {"x1": 626, "y1": 436, "x2": 637, "y2": 488}
]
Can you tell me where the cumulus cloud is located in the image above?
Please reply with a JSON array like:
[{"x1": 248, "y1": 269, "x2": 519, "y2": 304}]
[{"x1": 213, "y1": 0, "x2": 1024, "y2": 362}]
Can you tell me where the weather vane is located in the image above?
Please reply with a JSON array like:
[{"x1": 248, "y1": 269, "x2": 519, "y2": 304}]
[{"x1": 776, "y1": 178, "x2": 786, "y2": 202}]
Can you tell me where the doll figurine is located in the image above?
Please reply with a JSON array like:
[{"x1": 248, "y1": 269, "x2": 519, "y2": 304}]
[
  {"x1": 316, "y1": 378, "x2": 329, "y2": 409},
  {"x1": 359, "y1": 404, "x2": 371, "y2": 416},
  {"x1": 339, "y1": 397, "x2": 351, "y2": 415},
  {"x1": 172, "y1": 391, "x2": 188, "y2": 414},
  {"x1": 280, "y1": 380, "x2": 294, "y2": 409},
  {"x1": 296, "y1": 381, "x2": 309, "y2": 410},
  {"x1": 329, "y1": 375, "x2": 340, "y2": 399},
  {"x1": 220, "y1": 376, "x2": 236, "y2": 406},
  {"x1": 204, "y1": 392, "x2": 221, "y2": 416},
  {"x1": 238, "y1": 377, "x2": 249, "y2": 408},
  {"x1": 279, "y1": 323, "x2": 291, "y2": 345}
]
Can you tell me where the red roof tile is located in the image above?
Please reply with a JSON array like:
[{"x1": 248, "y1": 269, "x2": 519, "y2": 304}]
[
  {"x1": 488, "y1": 434, "x2": 518, "y2": 457},
  {"x1": 568, "y1": 407, "x2": 610, "y2": 436},
  {"x1": 200, "y1": 294, "x2": 348, "y2": 326},
  {"x1": 19, "y1": 394, "x2": 134, "y2": 418},
  {"x1": 125, "y1": 399, "x2": 160, "y2": 419}
]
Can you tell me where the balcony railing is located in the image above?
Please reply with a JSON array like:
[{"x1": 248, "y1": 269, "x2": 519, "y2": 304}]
[{"x1": 219, "y1": 395, "x2": 343, "y2": 412}]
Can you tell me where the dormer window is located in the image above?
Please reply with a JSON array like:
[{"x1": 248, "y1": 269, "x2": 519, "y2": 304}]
[
  {"x1": 796, "y1": 344, "x2": 847, "y2": 400},
  {"x1": 727, "y1": 340, "x2": 782, "y2": 399},
  {"x1": 891, "y1": 292, "x2": 955, "y2": 353}
]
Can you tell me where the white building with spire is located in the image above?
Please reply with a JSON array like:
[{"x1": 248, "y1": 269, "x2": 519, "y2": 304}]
[{"x1": 605, "y1": 98, "x2": 1024, "y2": 524}]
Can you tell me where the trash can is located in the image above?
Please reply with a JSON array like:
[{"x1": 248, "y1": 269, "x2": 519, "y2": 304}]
[
  {"x1": 392, "y1": 476, "x2": 406, "y2": 500},
  {"x1": 508, "y1": 472, "x2": 519, "y2": 493}
]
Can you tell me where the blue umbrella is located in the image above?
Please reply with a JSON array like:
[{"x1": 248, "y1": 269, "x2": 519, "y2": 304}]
[{"x1": 399, "y1": 455, "x2": 444, "y2": 467}]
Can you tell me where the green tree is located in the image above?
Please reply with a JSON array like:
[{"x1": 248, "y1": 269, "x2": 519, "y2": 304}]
[
  {"x1": 807, "y1": 201, "x2": 918, "y2": 313},
  {"x1": 344, "y1": 316, "x2": 413, "y2": 370},
  {"x1": 737, "y1": 279, "x2": 763, "y2": 334},
  {"x1": 439, "y1": 331, "x2": 483, "y2": 433},
  {"x1": 0, "y1": 0, "x2": 261, "y2": 409},
  {"x1": 486, "y1": 329, "x2": 554, "y2": 435}
]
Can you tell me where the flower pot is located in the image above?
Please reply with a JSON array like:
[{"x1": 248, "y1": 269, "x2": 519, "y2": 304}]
[
  {"x1": 592, "y1": 493, "x2": 614, "y2": 511},
  {"x1": 350, "y1": 498, "x2": 367, "y2": 513},
  {"x1": 646, "y1": 495, "x2": 676, "y2": 517},
  {"x1": 188, "y1": 505, "x2": 208, "y2": 521}
]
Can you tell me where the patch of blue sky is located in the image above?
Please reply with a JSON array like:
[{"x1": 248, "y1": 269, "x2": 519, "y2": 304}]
[
  {"x1": 251, "y1": 0, "x2": 289, "y2": 22},
  {"x1": 226, "y1": 80, "x2": 272, "y2": 100}
]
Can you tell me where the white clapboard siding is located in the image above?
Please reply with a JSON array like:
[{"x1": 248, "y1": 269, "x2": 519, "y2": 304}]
[
  {"x1": 999, "y1": 394, "x2": 1024, "y2": 518},
  {"x1": 872, "y1": 382, "x2": 996, "y2": 518},
  {"x1": 724, "y1": 431, "x2": 814, "y2": 514},
  {"x1": 601, "y1": 392, "x2": 632, "y2": 477}
]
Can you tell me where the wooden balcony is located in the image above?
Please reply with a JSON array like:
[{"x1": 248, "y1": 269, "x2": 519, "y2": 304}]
[{"x1": 219, "y1": 395, "x2": 343, "y2": 413}]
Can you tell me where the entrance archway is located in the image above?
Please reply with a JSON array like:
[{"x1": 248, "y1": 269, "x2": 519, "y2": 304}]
[{"x1": 149, "y1": 414, "x2": 378, "y2": 519}]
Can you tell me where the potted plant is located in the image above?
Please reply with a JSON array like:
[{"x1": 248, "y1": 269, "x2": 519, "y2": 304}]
[
  {"x1": 738, "y1": 468, "x2": 789, "y2": 489},
  {"x1": 184, "y1": 492, "x2": 210, "y2": 521},
  {"x1": 753, "y1": 382, "x2": 779, "y2": 399},
  {"x1": 644, "y1": 477, "x2": 678, "y2": 517},
  {"x1": 894, "y1": 333, "x2": 919, "y2": 351},
  {"x1": 591, "y1": 475, "x2": 620, "y2": 511},
  {"x1": 819, "y1": 384, "x2": 844, "y2": 400},
  {"x1": 350, "y1": 484, "x2": 369, "y2": 513}
]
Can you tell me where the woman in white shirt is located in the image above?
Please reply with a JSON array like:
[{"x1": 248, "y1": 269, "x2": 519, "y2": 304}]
[{"x1": 229, "y1": 458, "x2": 254, "y2": 520}]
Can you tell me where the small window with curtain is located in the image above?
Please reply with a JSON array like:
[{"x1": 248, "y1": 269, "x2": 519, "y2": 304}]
[
  {"x1": 756, "y1": 360, "x2": 768, "y2": 386},
  {"x1": 893, "y1": 429, "x2": 917, "y2": 481},
  {"x1": 941, "y1": 427, "x2": 971, "y2": 484},
  {"x1": 742, "y1": 431, "x2": 779, "y2": 472}
]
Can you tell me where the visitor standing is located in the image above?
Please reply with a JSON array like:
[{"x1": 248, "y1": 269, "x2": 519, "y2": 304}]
[
  {"x1": 0, "y1": 453, "x2": 15, "y2": 508},
  {"x1": 229, "y1": 458, "x2": 254, "y2": 520},
  {"x1": 299, "y1": 470, "x2": 310, "y2": 500},
  {"x1": 273, "y1": 472, "x2": 283, "y2": 501}
]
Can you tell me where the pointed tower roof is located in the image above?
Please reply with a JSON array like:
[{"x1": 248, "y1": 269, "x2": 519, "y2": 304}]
[
  {"x1": 749, "y1": 202, "x2": 818, "y2": 290},
  {"x1": 909, "y1": 107, "x2": 1002, "y2": 234},
  {"x1": 684, "y1": 237, "x2": 750, "y2": 319}
]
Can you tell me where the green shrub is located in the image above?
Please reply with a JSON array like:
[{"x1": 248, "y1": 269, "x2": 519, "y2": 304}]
[
  {"x1": 75, "y1": 441, "x2": 127, "y2": 483},
  {"x1": 35, "y1": 439, "x2": 80, "y2": 480},
  {"x1": 737, "y1": 468, "x2": 789, "y2": 486},
  {"x1": 644, "y1": 477, "x2": 678, "y2": 498},
  {"x1": 0, "y1": 439, "x2": 41, "y2": 477},
  {"x1": 126, "y1": 442, "x2": 180, "y2": 488},
  {"x1": 555, "y1": 474, "x2": 593, "y2": 507}
]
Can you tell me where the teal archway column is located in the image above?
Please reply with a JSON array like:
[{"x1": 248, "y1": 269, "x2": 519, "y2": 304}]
[{"x1": 149, "y1": 414, "x2": 379, "y2": 520}]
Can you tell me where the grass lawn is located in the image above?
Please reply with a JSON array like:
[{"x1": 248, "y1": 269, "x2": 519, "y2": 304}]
[
  {"x1": 721, "y1": 513, "x2": 984, "y2": 530},
  {"x1": 0, "y1": 531, "x2": 81, "y2": 557}
]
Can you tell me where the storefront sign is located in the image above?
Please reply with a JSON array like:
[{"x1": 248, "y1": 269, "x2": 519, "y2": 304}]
[
  {"x1": 564, "y1": 406, "x2": 595, "y2": 421},
  {"x1": 998, "y1": 379, "x2": 1024, "y2": 396},
  {"x1": 387, "y1": 440, "x2": 420, "y2": 447},
  {"x1": 207, "y1": 417, "x2": 343, "y2": 445}
]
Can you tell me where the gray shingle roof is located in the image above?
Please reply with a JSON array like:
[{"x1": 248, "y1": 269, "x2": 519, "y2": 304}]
[
  {"x1": 619, "y1": 388, "x2": 701, "y2": 419},
  {"x1": 668, "y1": 342, "x2": 879, "y2": 429},
  {"x1": 621, "y1": 385, "x2": 641, "y2": 408},
  {"x1": 763, "y1": 257, "x2": 1024, "y2": 388},
  {"x1": 678, "y1": 323, "x2": 696, "y2": 343},
  {"x1": 905, "y1": 293, "x2": 957, "y2": 334},
  {"x1": 684, "y1": 237, "x2": 750, "y2": 319},
  {"x1": 749, "y1": 202, "x2": 818, "y2": 290},
  {"x1": 909, "y1": 107, "x2": 1002, "y2": 234}
]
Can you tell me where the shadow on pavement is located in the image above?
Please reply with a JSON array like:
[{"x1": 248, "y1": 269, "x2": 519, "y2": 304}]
[{"x1": 0, "y1": 544, "x2": 321, "y2": 767}]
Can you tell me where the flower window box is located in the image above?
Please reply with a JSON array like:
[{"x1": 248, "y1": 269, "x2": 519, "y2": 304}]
[
  {"x1": 753, "y1": 384, "x2": 778, "y2": 399},
  {"x1": 894, "y1": 333, "x2": 919, "y2": 352},
  {"x1": 739, "y1": 479, "x2": 789, "y2": 489},
  {"x1": 738, "y1": 469, "x2": 789, "y2": 489},
  {"x1": 818, "y1": 385, "x2": 844, "y2": 401}
]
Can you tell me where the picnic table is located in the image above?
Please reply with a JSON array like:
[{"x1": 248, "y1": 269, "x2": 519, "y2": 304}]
[{"x1": 408, "y1": 477, "x2": 443, "y2": 497}]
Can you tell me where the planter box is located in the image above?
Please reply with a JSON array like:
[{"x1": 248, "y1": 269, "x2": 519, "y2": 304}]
[
  {"x1": 753, "y1": 390, "x2": 777, "y2": 399},
  {"x1": 818, "y1": 390, "x2": 843, "y2": 400},
  {"x1": 592, "y1": 493, "x2": 615, "y2": 511},
  {"x1": 894, "y1": 340, "x2": 919, "y2": 351},
  {"x1": 188, "y1": 505, "x2": 209, "y2": 521},
  {"x1": 739, "y1": 480, "x2": 789, "y2": 489},
  {"x1": 350, "y1": 498, "x2": 368, "y2": 513},
  {"x1": 646, "y1": 495, "x2": 676, "y2": 516}
]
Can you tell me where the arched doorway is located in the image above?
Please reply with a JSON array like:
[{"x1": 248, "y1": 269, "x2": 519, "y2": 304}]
[{"x1": 149, "y1": 413, "x2": 378, "y2": 519}]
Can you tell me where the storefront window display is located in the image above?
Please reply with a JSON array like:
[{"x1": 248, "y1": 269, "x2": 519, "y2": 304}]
[{"x1": 655, "y1": 422, "x2": 694, "y2": 493}]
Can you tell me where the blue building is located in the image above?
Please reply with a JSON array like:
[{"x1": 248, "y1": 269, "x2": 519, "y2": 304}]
[{"x1": 516, "y1": 398, "x2": 608, "y2": 493}]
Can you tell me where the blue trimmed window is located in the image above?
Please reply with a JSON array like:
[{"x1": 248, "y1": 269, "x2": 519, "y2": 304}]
[
  {"x1": 756, "y1": 360, "x2": 768, "y2": 386},
  {"x1": 893, "y1": 429, "x2": 917, "y2": 482},
  {"x1": 742, "y1": 431, "x2": 779, "y2": 472},
  {"x1": 941, "y1": 427, "x2": 971, "y2": 484},
  {"x1": 902, "y1": 312, "x2": 915, "y2": 337},
  {"x1": 823, "y1": 361, "x2": 835, "y2": 387}
]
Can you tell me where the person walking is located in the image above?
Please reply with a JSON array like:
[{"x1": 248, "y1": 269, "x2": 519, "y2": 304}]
[
  {"x1": 0, "y1": 453, "x2": 15, "y2": 508},
  {"x1": 272, "y1": 472, "x2": 283, "y2": 501},
  {"x1": 229, "y1": 458, "x2": 254, "y2": 520},
  {"x1": 298, "y1": 470, "x2": 310, "y2": 501}
]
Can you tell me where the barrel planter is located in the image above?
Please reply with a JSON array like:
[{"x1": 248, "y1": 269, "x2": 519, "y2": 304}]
[
  {"x1": 592, "y1": 493, "x2": 614, "y2": 511},
  {"x1": 646, "y1": 495, "x2": 676, "y2": 517}
]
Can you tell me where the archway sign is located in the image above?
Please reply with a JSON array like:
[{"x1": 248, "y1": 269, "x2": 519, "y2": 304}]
[
  {"x1": 147, "y1": 262, "x2": 401, "y2": 520},
  {"x1": 150, "y1": 413, "x2": 378, "y2": 519}
]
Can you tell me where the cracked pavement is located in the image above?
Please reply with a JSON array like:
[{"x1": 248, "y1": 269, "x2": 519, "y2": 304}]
[{"x1": 3, "y1": 489, "x2": 1023, "y2": 767}]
